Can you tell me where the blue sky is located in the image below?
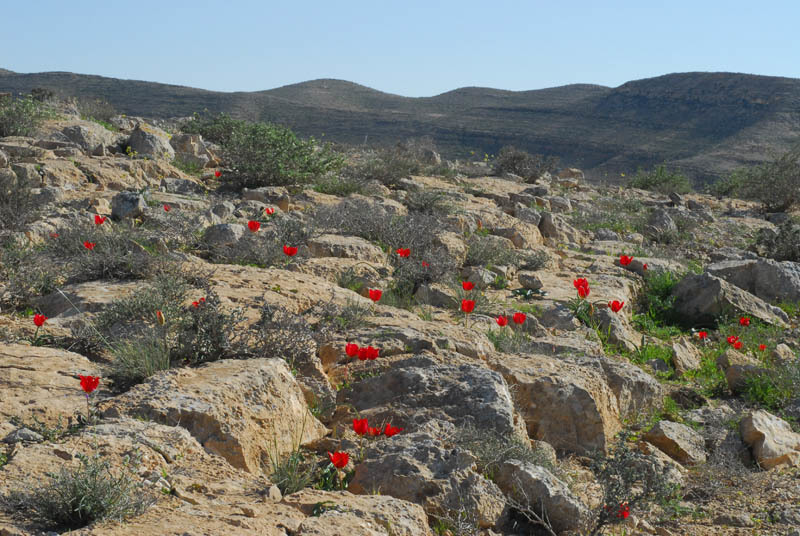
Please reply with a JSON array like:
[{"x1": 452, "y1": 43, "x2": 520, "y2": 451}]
[{"x1": 2, "y1": 0, "x2": 799, "y2": 96}]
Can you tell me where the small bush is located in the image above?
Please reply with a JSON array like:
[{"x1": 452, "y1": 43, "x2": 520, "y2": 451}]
[
  {"x1": 636, "y1": 270, "x2": 682, "y2": 327},
  {"x1": 0, "y1": 239, "x2": 60, "y2": 309},
  {"x1": 738, "y1": 146, "x2": 800, "y2": 211},
  {"x1": 110, "y1": 334, "x2": 172, "y2": 388},
  {"x1": 344, "y1": 147, "x2": 420, "y2": 187},
  {"x1": 404, "y1": 189, "x2": 454, "y2": 215},
  {"x1": 493, "y1": 146, "x2": 559, "y2": 182},
  {"x1": 0, "y1": 94, "x2": 55, "y2": 137},
  {"x1": 269, "y1": 449, "x2": 317, "y2": 495},
  {"x1": 0, "y1": 168, "x2": 39, "y2": 232},
  {"x1": 454, "y1": 425, "x2": 556, "y2": 481},
  {"x1": 313, "y1": 173, "x2": 366, "y2": 196},
  {"x1": 181, "y1": 111, "x2": 240, "y2": 145},
  {"x1": 77, "y1": 97, "x2": 117, "y2": 124},
  {"x1": 743, "y1": 362, "x2": 800, "y2": 411},
  {"x1": 707, "y1": 167, "x2": 750, "y2": 198},
  {"x1": 464, "y1": 234, "x2": 518, "y2": 268},
  {"x1": 628, "y1": 165, "x2": 692, "y2": 195},
  {"x1": 586, "y1": 434, "x2": 676, "y2": 536},
  {"x1": 6, "y1": 451, "x2": 155, "y2": 530},
  {"x1": 211, "y1": 213, "x2": 313, "y2": 267}
]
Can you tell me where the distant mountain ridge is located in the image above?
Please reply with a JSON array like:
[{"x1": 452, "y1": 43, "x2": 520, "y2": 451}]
[{"x1": 2, "y1": 69, "x2": 799, "y2": 183}]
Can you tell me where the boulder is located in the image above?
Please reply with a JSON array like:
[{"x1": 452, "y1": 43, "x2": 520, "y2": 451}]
[
  {"x1": 101, "y1": 358, "x2": 327, "y2": 473},
  {"x1": 170, "y1": 133, "x2": 220, "y2": 168},
  {"x1": 707, "y1": 258, "x2": 800, "y2": 303},
  {"x1": 513, "y1": 203, "x2": 542, "y2": 225},
  {"x1": 60, "y1": 122, "x2": 121, "y2": 152},
  {"x1": 493, "y1": 460, "x2": 588, "y2": 534},
  {"x1": 671, "y1": 273, "x2": 789, "y2": 327},
  {"x1": 307, "y1": 234, "x2": 385, "y2": 263},
  {"x1": 740, "y1": 410, "x2": 800, "y2": 469},
  {"x1": 127, "y1": 124, "x2": 175, "y2": 159},
  {"x1": 646, "y1": 208, "x2": 677, "y2": 236},
  {"x1": 242, "y1": 186, "x2": 291, "y2": 211},
  {"x1": 671, "y1": 337, "x2": 702, "y2": 376},
  {"x1": 643, "y1": 420, "x2": 707, "y2": 465},
  {"x1": 203, "y1": 223, "x2": 246, "y2": 248},
  {"x1": 593, "y1": 307, "x2": 639, "y2": 353},
  {"x1": 538, "y1": 212, "x2": 585, "y2": 246},
  {"x1": 0, "y1": 148, "x2": 8, "y2": 167},
  {"x1": 547, "y1": 196, "x2": 572, "y2": 212},
  {"x1": 517, "y1": 270, "x2": 544, "y2": 290},
  {"x1": 716, "y1": 348, "x2": 769, "y2": 393},
  {"x1": 160, "y1": 176, "x2": 205, "y2": 195},
  {"x1": 347, "y1": 428, "x2": 507, "y2": 529},
  {"x1": 111, "y1": 191, "x2": 147, "y2": 220},
  {"x1": 492, "y1": 222, "x2": 544, "y2": 248},
  {"x1": 539, "y1": 303, "x2": 581, "y2": 331},
  {"x1": 463, "y1": 266, "x2": 498, "y2": 289}
]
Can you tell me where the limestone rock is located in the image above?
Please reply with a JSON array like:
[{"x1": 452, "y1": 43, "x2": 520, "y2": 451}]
[
  {"x1": 111, "y1": 191, "x2": 147, "y2": 220},
  {"x1": 643, "y1": 420, "x2": 707, "y2": 465},
  {"x1": 307, "y1": 234, "x2": 385, "y2": 263},
  {"x1": 671, "y1": 273, "x2": 789, "y2": 327},
  {"x1": 493, "y1": 460, "x2": 588, "y2": 534},
  {"x1": 203, "y1": 223, "x2": 246, "y2": 248},
  {"x1": 101, "y1": 358, "x2": 328, "y2": 472},
  {"x1": 127, "y1": 124, "x2": 175, "y2": 159},
  {"x1": 740, "y1": 410, "x2": 800, "y2": 469},
  {"x1": 707, "y1": 258, "x2": 800, "y2": 303},
  {"x1": 671, "y1": 337, "x2": 702, "y2": 376}
]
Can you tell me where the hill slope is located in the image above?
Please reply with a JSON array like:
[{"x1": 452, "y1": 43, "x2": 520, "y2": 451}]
[{"x1": 2, "y1": 70, "x2": 799, "y2": 182}]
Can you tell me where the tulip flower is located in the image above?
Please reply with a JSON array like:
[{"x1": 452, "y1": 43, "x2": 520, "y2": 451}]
[
  {"x1": 80, "y1": 374, "x2": 100, "y2": 394},
  {"x1": 163, "y1": 204, "x2": 171, "y2": 212},
  {"x1": 367, "y1": 426, "x2": 382, "y2": 437},
  {"x1": 617, "y1": 503, "x2": 630, "y2": 519},
  {"x1": 759, "y1": 343, "x2": 767, "y2": 351},
  {"x1": 327, "y1": 451, "x2": 349, "y2": 469},
  {"x1": 283, "y1": 245, "x2": 298, "y2": 257},
  {"x1": 353, "y1": 418, "x2": 369, "y2": 436},
  {"x1": 512, "y1": 312, "x2": 526, "y2": 324},
  {"x1": 727, "y1": 335, "x2": 739, "y2": 345},
  {"x1": 247, "y1": 220, "x2": 261, "y2": 232},
  {"x1": 83, "y1": 241, "x2": 96, "y2": 251},
  {"x1": 462, "y1": 281, "x2": 475, "y2": 291},
  {"x1": 156, "y1": 310, "x2": 166, "y2": 325},
  {"x1": 496, "y1": 315, "x2": 508, "y2": 327},
  {"x1": 697, "y1": 331, "x2": 708, "y2": 340},
  {"x1": 49, "y1": 232, "x2": 59, "y2": 238},
  {"x1": 734, "y1": 340, "x2": 743, "y2": 350},
  {"x1": 608, "y1": 300, "x2": 624, "y2": 313},
  {"x1": 265, "y1": 207, "x2": 274, "y2": 215},
  {"x1": 214, "y1": 170, "x2": 222, "y2": 178},
  {"x1": 396, "y1": 248, "x2": 410, "y2": 258},
  {"x1": 94, "y1": 215, "x2": 107, "y2": 225},
  {"x1": 461, "y1": 299, "x2": 475, "y2": 314},
  {"x1": 357, "y1": 346, "x2": 379, "y2": 361},
  {"x1": 573, "y1": 278, "x2": 590, "y2": 298},
  {"x1": 619, "y1": 255, "x2": 633, "y2": 266},
  {"x1": 421, "y1": 261, "x2": 429, "y2": 268},
  {"x1": 383, "y1": 424, "x2": 403, "y2": 437},
  {"x1": 345, "y1": 343, "x2": 359, "y2": 357},
  {"x1": 739, "y1": 316, "x2": 751, "y2": 327},
  {"x1": 642, "y1": 263, "x2": 648, "y2": 271},
  {"x1": 368, "y1": 289, "x2": 382, "y2": 302},
  {"x1": 33, "y1": 314, "x2": 47, "y2": 327}
]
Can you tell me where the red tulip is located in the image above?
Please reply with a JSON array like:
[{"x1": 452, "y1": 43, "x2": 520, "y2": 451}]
[
  {"x1": 496, "y1": 315, "x2": 508, "y2": 327},
  {"x1": 421, "y1": 261, "x2": 429, "y2": 268},
  {"x1": 617, "y1": 503, "x2": 630, "y2": 519},
  {"x1": 739, "y1": 316, "x2": 751, "y2": 327},
  {"x1": 327, "y1": 451, "x2": 349, "y2": 469},
  {"x1": 163, "y1": 204, "x2": 171, "y2": 212},
  {"x1": 368, "y1": 289, "x2": 382, "y2": 302},
  {"x1": 368, "y1": 426, "x2": 382, "y2": 437},
  {"x1": 461, "y1": 299, "x2": 475, "y2": 314},
  {"x1": 358, "y1": 346, "x2": 379, "y2": 360},
  {"x1": 573, "y1": 278, "x2": 590, "y2": 298},
  {"x1": 94, "y1": 215, "x2": 107, "y2": 225},
  {"x1": 283, "y1": 245, "x2": 298, "y2": 257},
  {"x1": 462, "y1": 281, "x2": 475, "y2": 291},
  {"x1": 49, "y1": 232, "x2": 59, "y2": 238},
  {"x1": 396, "y1": 248, "x2": 410, "y2": 258},
  {"x1": 352, "y1": 418, "x2": 369, "y2": 436},
  {"x1": 512, "y1": 312, "x2": 526, "y2": 324},
  {"x1": 383, "y1": 424, "x2": 403, "y2": 437},
  {"x1": 79, "y1": 374, "x2": 100, "y2": 394},
  {"x1": 345, "y1": 343, "x2": 359, "y2": 357},
  {"x1": 214, "y1": 170, "x2": 222, "y2": 178},
  {"x1": 33, "y1": 314, "x2": 47, "y2": 327},
  {"x1": 247, "y1": 220, "x2": 261, "y2": 232},
  {"x1": 619, "y1": 255, "x2": 633, "y2": 266},
  {"x1": 759, "y1": 343, "x2": 767, "y2": 351},
  {"x1": 83, "y1": 241, "x2": 96, "y2": 251},
  {"x1": 608, "y1": 300, "x2": 624, "y2": 313},
  {"x1": 156, "y1": 310, "x2": 166, "y2": 325},
  {"x1": 192, "y1": 298, "x2": 206, "y2": 308},
  {"x1": 727, "y1": 335, "x2": 739, "y2": 345},
  {"x1": 734, "y1": 340, "x2": 743, "y2": 350},
  {"x1": 697, "y1": 331, "x2": 708, "y2": 340},
  {"x1": 643, "y1": 263, "x2": 648, "y2": 271},
  {"x1": 265, "y1": 207, "x2": 274, "y2": 215}
]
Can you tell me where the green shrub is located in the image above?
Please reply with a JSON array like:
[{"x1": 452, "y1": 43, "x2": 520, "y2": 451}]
[
  {"x1": 628, "y1": 165, "x2": 692, "y2": 195},
  {"x1": 464, "y1": 234, "x2": 519, "y2": 268},
  {"x1": 404, "y1": 189, "x2": 454, "y2": 215},
  {"x1": 6, "y1": 451, "x2": 155, "y2": 530},
  {"x1": 0, "y1": 239, "x2": 60, "y2": 310},
  {"x1": 454, "y1": 425, "x2": 557, "y2": 481},
  {"x1": 738, "y1": 146, "x2": 800, "y2": 211},
  {"x1": 636, "y1": 270, "x2": 682, "y2": 327},
  {"x1": 313, "y1": 173, "x2": 366, "y2": 196},
  {"x1": 109, "y1": 334, "x2": 172, "y2": 389},
  {"x1": 0, "y1": 94, "x2": 55, "y2": 137},
  {"x1": 77, "y1": 97, "x2": 117, "y2": 124},
  {"x1": 707, "y1": 167, "x2": 750, "y2": 198},
  {"x1": 269, "y1": 449, "x2": 317, "y2": 495},
  {"x1": 743, "y1": 365, "x2": 800, "y2": 411},
  {"x1": 182, "y1": 111, "x2": 240, "y2": 145},
  {"x1": 493, "y1": 145, "x2": 558, "y2": 182},
  {"x1": 344, "y1": 147, "x2": 420, "y2": 187}
]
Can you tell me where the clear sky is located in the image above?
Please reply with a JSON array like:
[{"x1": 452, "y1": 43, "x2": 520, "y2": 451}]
[{"x1": 2, "y1": 0, "x2": 799, "y2": 97}]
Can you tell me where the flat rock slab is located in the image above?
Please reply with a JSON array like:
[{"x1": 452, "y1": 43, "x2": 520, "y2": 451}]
[
  {"x1": 101, "y1": 358, "x2": 328, "y2": 473},
  {"x1": 0, "y1": 343, "x2": 100, "y2": 427}
]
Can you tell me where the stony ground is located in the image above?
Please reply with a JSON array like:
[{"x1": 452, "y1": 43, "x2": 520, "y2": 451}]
[{"x1": 0, "y1": 112, "x2": 799, "y2": 536}]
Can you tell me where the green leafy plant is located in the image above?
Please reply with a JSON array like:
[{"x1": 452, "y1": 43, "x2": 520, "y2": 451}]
[
  {"x1": 493, "y1": 145, "x2": 558, "y2": 182},
  {"x1": 0, "y1": 93, "x2": 55, "y2": 137},
  {"x1": 6, "y1": 451, "x2": 156, "y2": 530},
  {"x1": 628, "y1": 165, "x2": 691, "y2": 194}
]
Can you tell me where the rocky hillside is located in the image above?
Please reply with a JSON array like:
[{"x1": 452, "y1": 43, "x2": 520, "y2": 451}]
[
  {"x1": 1, "y1": 111, "x2": 800, "y2": 536},
  {"x1": 2, "y1": 70, "x2": 800, "y2": 183}
]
